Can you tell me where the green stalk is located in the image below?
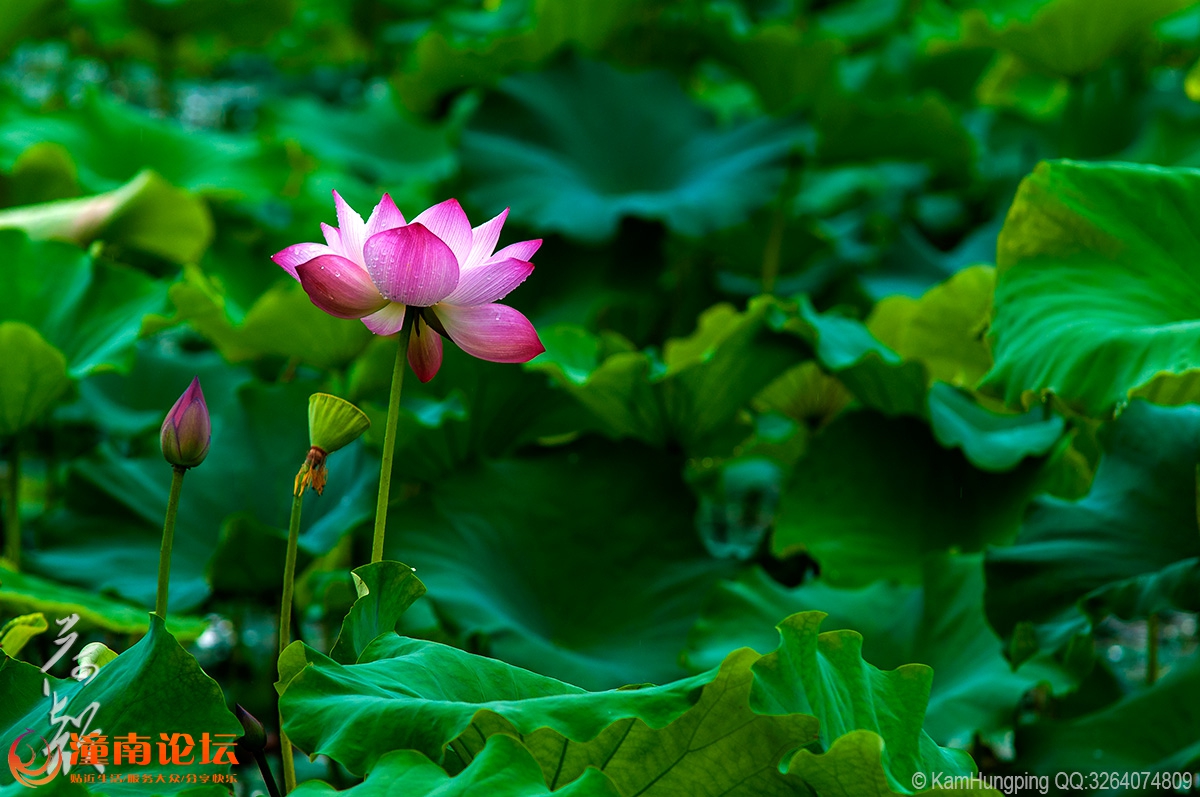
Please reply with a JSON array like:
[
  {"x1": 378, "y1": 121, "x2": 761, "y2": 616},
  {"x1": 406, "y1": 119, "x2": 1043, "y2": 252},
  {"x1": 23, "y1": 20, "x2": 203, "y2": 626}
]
[
  {"x1": 253, "y1": 750, "x2": 283, "y2": 797},
  {"x1": 1147, "y1": 613, "x2": 1160, "y2": 686},
  {"x1": 154, "y1": 466, "x2": 186, "y2": 619},
  {"x1": 278, "y1": 487, "x2": 303, "y2": 795},
  {"x1": 4, "y1": 445, "x2": 18, "y2": 569},
  {"x1": 371, "y1": 313, "x2": 415, "y2": 564}
]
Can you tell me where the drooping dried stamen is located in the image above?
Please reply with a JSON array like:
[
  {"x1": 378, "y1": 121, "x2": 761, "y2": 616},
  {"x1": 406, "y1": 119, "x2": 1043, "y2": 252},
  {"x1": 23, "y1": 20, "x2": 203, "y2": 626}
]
[{"x1": 294, "y1": 446, "x2": 329, "y2": 497}]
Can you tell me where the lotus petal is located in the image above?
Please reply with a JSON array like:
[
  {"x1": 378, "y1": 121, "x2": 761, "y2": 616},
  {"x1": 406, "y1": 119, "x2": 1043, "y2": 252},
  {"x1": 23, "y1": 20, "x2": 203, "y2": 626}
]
[
  {"x1": 363, "y1": 223, "x2": 460, "y2": 306},
  {"x1": 434, "y1": 302, "x2": 544, "y2": 363},
  {"x1": 296, "y1": 255, "x2": 388, "y2": 318}
]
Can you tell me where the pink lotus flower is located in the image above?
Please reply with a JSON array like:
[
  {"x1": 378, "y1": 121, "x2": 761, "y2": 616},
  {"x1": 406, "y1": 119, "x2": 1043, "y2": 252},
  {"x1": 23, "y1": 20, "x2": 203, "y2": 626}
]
[{"x1": 272, "y1": 192, "x2": 545, "y2": 382}]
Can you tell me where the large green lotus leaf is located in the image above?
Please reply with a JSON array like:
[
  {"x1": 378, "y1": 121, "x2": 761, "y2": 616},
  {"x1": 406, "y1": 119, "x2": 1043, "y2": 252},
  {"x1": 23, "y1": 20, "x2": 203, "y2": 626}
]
[
  {"x1": 279, "y1": 634, "x2": 717, "y2": 775},
  {"x1": 0, "y1": 170, "x2": 213, "y2": 264},
  {"x1": 461, "y1": 58, "x2": 803, "y2": 243},
  {"x1": 958, "y1": 0, "x2": 1193, "y2": 77},
  {"x1": 0, "y1": 231, "x2": 167, "y2": 377},
  {"x1": 776, "y1": 297, "x2": 928, "y2": 417},
  {"x1": 0, "y1": 566, "x2": 205, "y2": 640},
  {"x1": 0, "y1": 91, "x2": 286, "y2": 200},
  {"x1": 268, "y1": 88, "x2": 457, "y2": 189},
  {"x1": 531, "y1": 297, "x2": 803, "y2": 452},
  {"x1": 0, "y1": 322, "x2": 71, "y2": 436},
  {"x1": 329, "y1": 561, "x2": 426, "y2": 665},
  {"x1": 383, "y1": 441, "x2": 737, "y2": 689},
  {"x1": 31, "y1": 380, "x2": 375, "y2": 612},
  {"x1": 985, "y1": 401, "x2": 1200, "y2": 659},
  {"x1": 510, "y1": 647, "x2": 818, "y2": 795},
  {"x1": 773, "y1": 410, "x2": 1042, "y2": 584},
  {"x1": 753, "y1": 613, "x2": 986, "y2": 795},
  {"x1": 981, "y1": 160, "x2": 1200, "y2": 416},
  {"x1": 686, "y1": 555, "x2": 1072, "y2": 749},
  {"x1": 0, "y1": 615, "x2": 239, "y2": 795},
  {"x1": 786, "y1": 729, "x2": 995, "y2": 796},
  {"x1": 926, "y1": 383, "x2": 1064, "y2": 473},
  {"x1": 393, "y1": 0, "x2": 646, "y2": 115},
  {"x1": 1015, "y1": 653, "x2": 1200, "y2": 779},
  {"x1": 161, "y1": 267, "x2": 373, "y2": 371},
  {"x1": 292, "y1": 736, "x2": 621, "y2": 797},
  {"x1": 281, "y1": 610, "x2": 980, "y2": 793},
  {"x1": 283, "y1": 637, "x2": 819, "y2": 794},
  {"x1": 866, "y1": 264, "x2": 994, "y2": 390}
]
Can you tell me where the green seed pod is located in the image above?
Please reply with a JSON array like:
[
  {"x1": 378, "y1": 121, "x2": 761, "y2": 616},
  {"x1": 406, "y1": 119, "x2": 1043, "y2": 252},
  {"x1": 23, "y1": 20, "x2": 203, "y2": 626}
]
[
  {"x1": 308, "y1": 393, "x2": 370, "y2": 454},
  {"x1": 298, "y1": 393, "x2": 371, "y2": 497}
]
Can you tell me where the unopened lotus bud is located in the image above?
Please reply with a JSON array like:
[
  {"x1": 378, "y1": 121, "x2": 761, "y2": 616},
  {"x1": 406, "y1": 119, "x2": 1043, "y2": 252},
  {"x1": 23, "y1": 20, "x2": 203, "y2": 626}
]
[
  {"x1": 73, "y1": 642, "x2": 117, "y2": 681},
  {"x1": 296, "y1": 394, "x2": 370, "y2": 497},
  {"x1": 160, "y1": 377, "x2": 210, "y2": 469},
  {"x1": 234, "y1": 704, "x2": 266, "y2": 754}
]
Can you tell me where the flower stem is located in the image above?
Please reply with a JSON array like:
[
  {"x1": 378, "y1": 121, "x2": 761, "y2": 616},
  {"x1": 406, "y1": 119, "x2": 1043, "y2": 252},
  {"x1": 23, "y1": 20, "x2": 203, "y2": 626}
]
[
  {"x1": 4, "y1": 445, "x2": 19, "y2": 569},
  {"x1": 279, "y1": 490, "x2": 303, "y2": 654},
  {"x1": 253, "y1": 750, "x2": 283, "y2": 797},
  {"x1": 371, "y1": 313, "x2": 415, "y2": 564},
  {"x1": 154, "y1": 466, "x2": 186, "y2": 619},
  {"x1": 278, "y1": 485, "x2": 304, "y2": 795}
]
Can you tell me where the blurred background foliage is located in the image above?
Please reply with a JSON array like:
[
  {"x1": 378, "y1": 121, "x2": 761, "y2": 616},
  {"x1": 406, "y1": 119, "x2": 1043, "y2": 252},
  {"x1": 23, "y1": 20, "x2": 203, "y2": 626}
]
[{"x1": 5, "y1": 0, "x2": 1200, "y2": 792}]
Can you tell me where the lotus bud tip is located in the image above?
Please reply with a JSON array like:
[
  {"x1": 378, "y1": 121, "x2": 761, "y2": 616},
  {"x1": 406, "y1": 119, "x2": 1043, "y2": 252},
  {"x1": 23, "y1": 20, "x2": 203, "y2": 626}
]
[{"x1": 234, "y1": 704, "x2": 267, "y2": 753}]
